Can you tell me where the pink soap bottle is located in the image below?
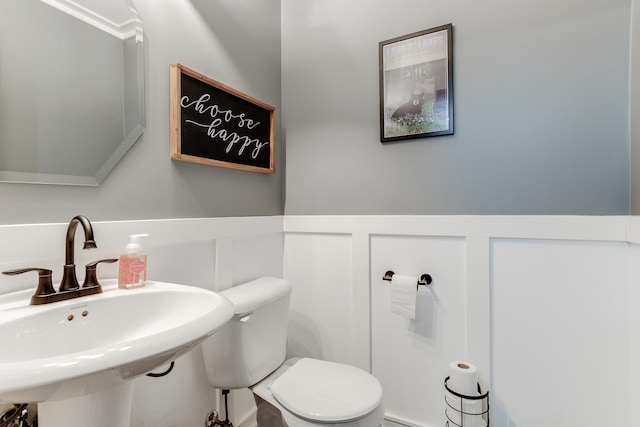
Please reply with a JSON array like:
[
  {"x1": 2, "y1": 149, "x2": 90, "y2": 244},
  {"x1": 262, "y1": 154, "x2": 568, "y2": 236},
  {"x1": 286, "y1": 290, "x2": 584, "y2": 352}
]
[{"x1": 118, "y1": 234, "x2": 148, "y2": 289}]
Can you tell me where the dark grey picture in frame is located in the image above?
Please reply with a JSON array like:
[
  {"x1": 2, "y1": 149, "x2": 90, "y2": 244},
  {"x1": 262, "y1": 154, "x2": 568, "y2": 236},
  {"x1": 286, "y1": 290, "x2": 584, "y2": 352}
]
[{"x1": 379, "y1": 24, "x2": 454, "y2": 143}]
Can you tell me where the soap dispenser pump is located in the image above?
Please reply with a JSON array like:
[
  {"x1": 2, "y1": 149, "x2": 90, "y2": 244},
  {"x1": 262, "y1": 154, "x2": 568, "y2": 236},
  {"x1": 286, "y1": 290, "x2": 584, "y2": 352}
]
[{"x1": 118, "y1": 234, "x2": 148, "y2": 289}]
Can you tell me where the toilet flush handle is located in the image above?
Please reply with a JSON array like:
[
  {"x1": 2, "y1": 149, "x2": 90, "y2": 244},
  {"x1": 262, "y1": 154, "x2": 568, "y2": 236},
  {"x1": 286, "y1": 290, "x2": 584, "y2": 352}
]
[{"x1": 235, "y1": 312, "x2": 253, "y2": 322}]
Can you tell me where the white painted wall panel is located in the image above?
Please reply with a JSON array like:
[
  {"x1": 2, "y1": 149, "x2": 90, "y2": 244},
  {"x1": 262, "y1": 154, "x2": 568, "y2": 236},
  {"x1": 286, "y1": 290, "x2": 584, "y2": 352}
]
[
  {"x1": 491, "y1": 239, "x2": 631, "y2": 427},
  {"x1": 232, "y1": 233, "x2": 284, "y2": 286},
  {"x1": 283, "y1": 233, "x2": 355, "y2": 364},
  {"x1": 283, "y1": 216, "x2": 636, "y2": 427},
  {"x1": 371, "y1": 235, "x2": 467, "y2": 427}
]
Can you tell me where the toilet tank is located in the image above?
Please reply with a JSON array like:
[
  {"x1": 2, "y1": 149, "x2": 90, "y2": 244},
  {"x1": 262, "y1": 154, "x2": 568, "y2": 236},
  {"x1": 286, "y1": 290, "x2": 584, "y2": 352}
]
[{"x1": 201, "y1": 277, "x2": 292, "y2": 389}]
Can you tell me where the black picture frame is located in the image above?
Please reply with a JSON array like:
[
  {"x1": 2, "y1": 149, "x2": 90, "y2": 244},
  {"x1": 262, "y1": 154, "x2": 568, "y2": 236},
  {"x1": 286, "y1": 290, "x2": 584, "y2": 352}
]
[{"x1": 379, "y1": 24, "x2": 454, "y2": 143}]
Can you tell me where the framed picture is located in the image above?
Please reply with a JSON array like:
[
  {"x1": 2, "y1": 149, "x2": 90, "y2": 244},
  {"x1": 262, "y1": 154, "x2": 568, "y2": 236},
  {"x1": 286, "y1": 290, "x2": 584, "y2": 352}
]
[
  {"x1": 170, "y1": 64, "x2": 275, "y2": 173},
  {"x1": 379, "y1": 24, "x2": 454, "y2": 143}
]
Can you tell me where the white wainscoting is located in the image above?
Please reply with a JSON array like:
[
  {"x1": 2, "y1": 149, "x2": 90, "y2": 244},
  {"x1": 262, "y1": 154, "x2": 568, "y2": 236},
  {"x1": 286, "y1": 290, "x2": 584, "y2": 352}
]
[
  {"x1": 491, "y1": 238, "x2": 630, "y2": 427},
  {"x1": 0, "y1": 216, "x2": 284, "y2": 427},
  {"x1": 370, "y1": 235, "x2": 467, "y2": 426},
  {"x1": 283, "y1": 216, "x2": 636, "y2": 427},
  {"x1": 0, "y1": 215, "x2": 637, "y2": 427}
]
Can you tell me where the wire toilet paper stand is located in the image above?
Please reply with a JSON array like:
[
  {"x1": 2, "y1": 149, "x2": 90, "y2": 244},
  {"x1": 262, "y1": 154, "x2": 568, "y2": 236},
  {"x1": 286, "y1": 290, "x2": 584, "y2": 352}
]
[{"x1": 444, "y1": 376, "x2": 490, "y2": 427}]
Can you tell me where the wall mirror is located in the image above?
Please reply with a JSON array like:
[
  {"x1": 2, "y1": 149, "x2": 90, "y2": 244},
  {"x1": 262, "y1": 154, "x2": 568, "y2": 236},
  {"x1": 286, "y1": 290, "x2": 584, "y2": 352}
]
[{"x1": 0, "y1": 0, "x2": 145, "y2": 186}]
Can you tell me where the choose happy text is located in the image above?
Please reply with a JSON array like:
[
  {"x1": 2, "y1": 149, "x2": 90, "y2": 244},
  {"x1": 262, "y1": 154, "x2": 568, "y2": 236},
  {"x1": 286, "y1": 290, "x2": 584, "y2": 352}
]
[{"x1": 181, "y1": 93, "x2": 269, "y2": 159}]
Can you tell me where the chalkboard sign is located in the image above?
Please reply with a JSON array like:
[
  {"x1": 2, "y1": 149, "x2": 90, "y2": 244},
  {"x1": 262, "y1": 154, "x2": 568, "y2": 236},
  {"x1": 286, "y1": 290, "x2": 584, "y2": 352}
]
[{"x1": 170, "y1": 64, "x2": 275, "y2": 173}]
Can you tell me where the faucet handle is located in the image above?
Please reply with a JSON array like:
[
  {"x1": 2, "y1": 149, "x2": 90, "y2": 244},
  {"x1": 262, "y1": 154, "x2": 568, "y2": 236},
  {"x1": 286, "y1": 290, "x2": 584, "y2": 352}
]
[
  {"x1": 82, "y1": 258, "x2": 118, "y2": 289},
  {"x1": 2, "y1": 268, "x2": 56, "y2": 304}
]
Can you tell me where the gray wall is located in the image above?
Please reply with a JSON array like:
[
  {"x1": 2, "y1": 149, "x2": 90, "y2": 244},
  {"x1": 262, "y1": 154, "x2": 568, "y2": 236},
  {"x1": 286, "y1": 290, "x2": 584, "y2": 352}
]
[
  {"x1": 631, "y1": 1, "x2": 640, "y2": 214},
  {"x1": 1, "y1": 0, "x2": 636, "y2": 222},
  {"x1": 282, "y1": 0, "x2": 631, "y2": 215},
  {"x1": 0, "y1": 0, "x2": 283, "y2": 225}
]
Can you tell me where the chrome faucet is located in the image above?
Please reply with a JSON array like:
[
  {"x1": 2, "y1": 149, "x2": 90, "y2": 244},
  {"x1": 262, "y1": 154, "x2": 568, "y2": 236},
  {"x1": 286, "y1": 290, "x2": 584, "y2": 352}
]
[
  {"x1": 59, "y1": 215, "x2": 97, "y2": 292},
  {"x1": 2, "y1": 215, "x2": 117, "y2": 305}
]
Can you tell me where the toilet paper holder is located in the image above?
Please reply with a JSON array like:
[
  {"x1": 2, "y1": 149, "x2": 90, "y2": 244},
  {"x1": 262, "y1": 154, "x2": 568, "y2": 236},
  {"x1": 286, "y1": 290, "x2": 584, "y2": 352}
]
[
  {"x1": 382, "y1": 270, "x2": 433, "y2": 289},
  {"x1": 444, "y1": 376, "x2": 490, "y2": 427}
]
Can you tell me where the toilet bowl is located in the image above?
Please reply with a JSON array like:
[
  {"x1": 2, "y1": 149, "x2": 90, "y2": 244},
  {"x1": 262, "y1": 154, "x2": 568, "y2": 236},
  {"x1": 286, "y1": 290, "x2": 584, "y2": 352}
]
[{"x1": 200, "y1": 278, "x2": 384, "y2": 426}]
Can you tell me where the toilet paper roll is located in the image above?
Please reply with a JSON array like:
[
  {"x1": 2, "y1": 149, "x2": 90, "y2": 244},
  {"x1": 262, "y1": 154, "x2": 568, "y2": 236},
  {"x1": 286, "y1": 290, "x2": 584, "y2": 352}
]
[
  {"x1": 446, "y1": 361, "x2": 486, "y2": 427},
  {"x1": 390, "y1": 274, "x2": 417, "y2": 319},
  {"x1": 448, "y1": 361, "x2": 479, "y2": 397}
]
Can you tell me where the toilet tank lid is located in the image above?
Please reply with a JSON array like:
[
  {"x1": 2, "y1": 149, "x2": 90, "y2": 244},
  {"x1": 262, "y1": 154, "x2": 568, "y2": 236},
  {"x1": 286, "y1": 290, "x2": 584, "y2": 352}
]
[
  {"x1": 269, "y1": 358, "x2": 383, "y2": 423},
  {"x1": 220, "y1": 277, "x2": 292, "y2": 314}
]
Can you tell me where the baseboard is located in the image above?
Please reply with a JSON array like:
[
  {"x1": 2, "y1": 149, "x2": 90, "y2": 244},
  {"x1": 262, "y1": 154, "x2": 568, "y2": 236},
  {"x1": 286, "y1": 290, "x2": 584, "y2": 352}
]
[{"x1": 383, "y1": 413, "x2": 431, "y2": 427}]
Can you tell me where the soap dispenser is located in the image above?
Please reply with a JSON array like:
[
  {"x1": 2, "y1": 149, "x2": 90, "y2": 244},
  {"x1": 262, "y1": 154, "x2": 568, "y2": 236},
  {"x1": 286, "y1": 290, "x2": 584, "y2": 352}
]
[{"x1": 118, "y1": 234, "x2": 148, "y2": 289}]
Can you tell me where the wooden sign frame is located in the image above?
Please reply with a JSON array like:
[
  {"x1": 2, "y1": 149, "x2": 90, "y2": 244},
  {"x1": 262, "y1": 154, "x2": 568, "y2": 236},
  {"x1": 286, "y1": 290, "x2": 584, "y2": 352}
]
[{"x1": 170, "y1": 64, "x2": 275, "y2": 173}]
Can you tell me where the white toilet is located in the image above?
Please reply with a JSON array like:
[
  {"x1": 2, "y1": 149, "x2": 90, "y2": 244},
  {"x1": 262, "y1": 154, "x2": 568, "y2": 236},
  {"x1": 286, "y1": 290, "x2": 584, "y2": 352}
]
[{"x1": 200, "y1": 277, "x2": 384, "y2": 427}]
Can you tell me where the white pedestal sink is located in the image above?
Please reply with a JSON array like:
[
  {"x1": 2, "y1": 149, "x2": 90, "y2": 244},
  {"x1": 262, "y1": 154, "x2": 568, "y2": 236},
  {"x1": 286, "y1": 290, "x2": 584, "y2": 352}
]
[
  {"x1": 38, "y1": 383, "x2": 134, "y2": 427},
  {"x1": 0, "y1": 280, "x2": 234, "y2": 427}
]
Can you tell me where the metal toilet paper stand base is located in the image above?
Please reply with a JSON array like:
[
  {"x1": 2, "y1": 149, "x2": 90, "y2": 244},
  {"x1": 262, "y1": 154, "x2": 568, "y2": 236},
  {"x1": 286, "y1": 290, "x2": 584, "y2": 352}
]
[{"x1": 444, "y1": 376, "x2": 490, "y2": 427}]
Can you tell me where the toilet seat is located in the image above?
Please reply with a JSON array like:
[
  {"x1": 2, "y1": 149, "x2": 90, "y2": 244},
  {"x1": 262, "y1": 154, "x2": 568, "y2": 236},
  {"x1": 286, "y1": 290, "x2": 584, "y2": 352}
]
[{"x1": 268, "y1": 358, "x2": 383, "y2": 423}]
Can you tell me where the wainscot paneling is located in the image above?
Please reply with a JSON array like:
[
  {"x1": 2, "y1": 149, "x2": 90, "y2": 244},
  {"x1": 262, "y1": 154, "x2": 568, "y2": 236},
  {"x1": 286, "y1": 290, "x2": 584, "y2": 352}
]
[
  {"x1": 283, "y1": 215, "x2": 636, "y2": 427},
  {"x1": 0, "y1": 216, "x2": 283, "y2": 427}
]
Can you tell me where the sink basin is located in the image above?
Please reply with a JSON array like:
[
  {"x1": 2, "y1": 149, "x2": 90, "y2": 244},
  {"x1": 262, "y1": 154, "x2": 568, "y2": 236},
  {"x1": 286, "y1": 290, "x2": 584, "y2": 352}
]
[{"x1": 0, "y1": 280, "x2": 234, "y2": 403}]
